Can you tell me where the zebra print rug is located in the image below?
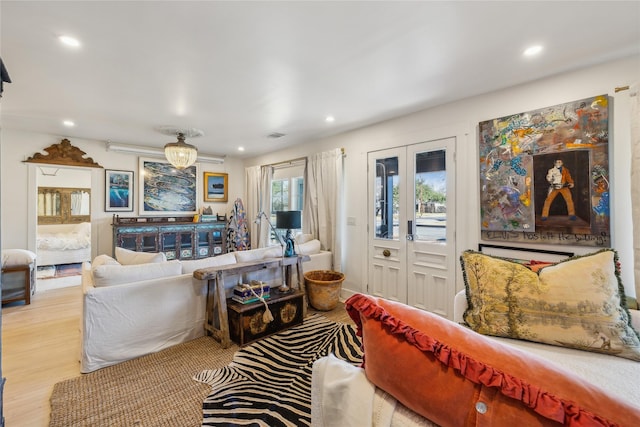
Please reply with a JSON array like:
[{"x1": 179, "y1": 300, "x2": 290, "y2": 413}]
[{"x1": 193, "y1": 314, "x2": 363, "y2": 426}]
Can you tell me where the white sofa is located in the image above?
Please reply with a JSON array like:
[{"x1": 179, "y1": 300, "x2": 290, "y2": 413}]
[
  {"x1": 81, "y1": 237, "x2": 332, "y2": 373},
  {"x1": 311, "y1": 291, "x2": 640, "y2": 426}
]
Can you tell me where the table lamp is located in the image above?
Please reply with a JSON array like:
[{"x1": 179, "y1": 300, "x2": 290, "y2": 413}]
[{"x1": 276, "y1": 210, "x2": 301, "y2": 257}]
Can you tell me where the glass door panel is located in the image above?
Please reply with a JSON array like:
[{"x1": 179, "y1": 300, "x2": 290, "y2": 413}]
[
  {"x1": 197, "y1": 231, "x2": 211, "y2": 257},
  {"x1": 374, "y1": 156, "x2": 400, "y2": 240},
  {"x1": 162, "y1": 234, "x2": 177, "y2": 259},
  {"x1": 140, "y1": 234, "x2": 157, "y2": 252},
  {"x1": 413, "y1": 150, "x2": 447, "y2": 243},
  {"x1": 119, "y1": 235, "x2": 137, "y2": 251},
  {"x1": 179, "y1": 232, "x2": 193, "y2": 258}
]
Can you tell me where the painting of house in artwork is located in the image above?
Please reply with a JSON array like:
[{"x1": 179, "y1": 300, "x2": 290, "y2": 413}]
[{"x1": 478, "y1": 95, "x2": 610, "y2": 247}]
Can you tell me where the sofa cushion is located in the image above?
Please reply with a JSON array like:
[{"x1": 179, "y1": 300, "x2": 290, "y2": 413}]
[
  {"x1": 91, "y1": 254, "x2": 120, "y2": 268},
  {"x1": 234, "y1": 247, "x2": 273, "y2": 263},
  {"x1": 345, "y1": 293, "x2": 640, "y2": 427},
  {"x1": 181, "y1": 253, "x2": 237, "y2": 274},
  {"x1": 92, "y1": 259, "x2": 182, "y2": 287},
  {"x1": 114, "y1": 247, "x2": 167, "y2": 265},
  {"x1": 295, "y1": 233, "x2": 315, "y2": 244},
  {"x1": 297, "y1": 239, "x2": 321, "y2": 255},
  {"x1": 263, "y1": 246, "x2": 283, "y2": 258},
  {"x1": 2, "y1": 249, "x2": 36, "y2": 267},
  {"x1": 460, "y1": 249, "x2": 640, "y2": 361}
]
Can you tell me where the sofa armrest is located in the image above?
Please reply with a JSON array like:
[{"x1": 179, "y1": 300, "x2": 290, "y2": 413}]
[
  {"x1": 81, "y1": 261, "x2": 93, "y2": 291},
  {"x1": 303, "y1": 251, "x2": 333, "y2": 272},
  {"x1": 453, "y1": 289, "x2": 467, "y2": 324}
]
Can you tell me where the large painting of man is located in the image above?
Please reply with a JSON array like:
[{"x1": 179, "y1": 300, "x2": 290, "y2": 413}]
[{"x1": 479, "y1": 95, "x2": 610, "y2": 246}]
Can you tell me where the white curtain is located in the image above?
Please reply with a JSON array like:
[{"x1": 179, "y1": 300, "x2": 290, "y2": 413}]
[
  {"x1": 629, "y1": 84, "x2": 640, "y2": 299},
  {"x1": 304, "y1": 148, "x2": 344, "y2": 272},
  {"x1": 245, "y1": 165, "x2": 273, "y2": 249}
]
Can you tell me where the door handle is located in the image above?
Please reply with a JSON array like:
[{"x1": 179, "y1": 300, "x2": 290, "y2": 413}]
[
  {"x1": 383, "y1": 249, "x2": 391, "y2": 257},
  {"x1": 407, "y1": 220, "x2": 415, "y2": 241}
]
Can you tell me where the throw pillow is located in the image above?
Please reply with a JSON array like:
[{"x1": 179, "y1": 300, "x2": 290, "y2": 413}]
[
  {"x1": 181, "y1": 252, "x2": 237, "y2": 274},
  {"x1": 460, "y1": 249, "x2": 640, "y2": 361},
  {"x1": 114, "y1": 247, "x2": 166, "y2": 265},
  {"x1": 345, "y1": 293, "x2": 640, "y2": 427},
  {"x1": 92, "y1": 259, "x2": 182, "y2": 287}
]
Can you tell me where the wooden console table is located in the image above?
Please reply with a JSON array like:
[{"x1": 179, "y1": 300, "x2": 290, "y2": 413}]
[{"x1": 193, "y1": 254, "x2": 309, "y2": 348}]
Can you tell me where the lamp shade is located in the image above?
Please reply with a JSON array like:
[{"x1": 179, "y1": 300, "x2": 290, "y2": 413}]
[
  {"x1": 164, "y1": 133, "x2": 198, "y2": 169},
  {"x1": 276, "y1": 210, "x2": 301, "y2": 229}
]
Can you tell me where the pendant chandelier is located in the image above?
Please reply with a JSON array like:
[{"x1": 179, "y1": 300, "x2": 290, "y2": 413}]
[{"x1": 159, "y1": 126, "x2": 203, "y2": 169}]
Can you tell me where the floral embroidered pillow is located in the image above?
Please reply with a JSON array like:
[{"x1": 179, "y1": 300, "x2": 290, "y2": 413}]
[{"x1": 460, "y1": 249, "x2": 640, "y2": 361}]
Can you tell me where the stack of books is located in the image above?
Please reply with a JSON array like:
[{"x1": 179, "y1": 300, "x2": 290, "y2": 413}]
[{"x1": 232, "y1": 282, "x2": 271, "y2": 304}]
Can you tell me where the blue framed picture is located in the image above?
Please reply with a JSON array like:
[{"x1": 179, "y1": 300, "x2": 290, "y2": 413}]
[
  {"x1": 105, "y1": 169, "x2": 134, "y2": 212},
  {"x1": 139, "y1": 157, "x2": 199, "y2": 215}
]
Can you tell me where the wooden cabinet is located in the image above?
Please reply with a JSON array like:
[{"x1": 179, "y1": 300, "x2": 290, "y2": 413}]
[
  {"x1": 38, "y1": 187, "x2": 91, "y2": 225},
  {"x1": 112, "y1": 215, "x2": 227, "y2": 260},
  {"x1": 227, "y1": 291, "x2": 304, "y2": 346}
]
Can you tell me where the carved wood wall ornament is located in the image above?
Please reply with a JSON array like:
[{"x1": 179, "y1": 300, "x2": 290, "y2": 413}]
[{"x1": 24, "y1": 138, "x2": 103, "y2": 168}]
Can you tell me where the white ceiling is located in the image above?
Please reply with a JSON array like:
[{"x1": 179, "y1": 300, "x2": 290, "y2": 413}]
[{"x1": 1, "y1": 1, "x2": 639, "y2": 159}]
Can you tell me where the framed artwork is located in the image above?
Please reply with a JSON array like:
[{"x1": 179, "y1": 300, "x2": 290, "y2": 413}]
[
  {"x1": 105, "y1": 169, "x2": 134, "y2": 212},
  {"x1": 478, "y1": 94, "x2": 610, "y2": 247},
  {"x1": 139, "y1": 157, "x2": 199, "y2": 215},
  {"x1": 204, "y1": 172, "x2": 228, "y2": 202}
]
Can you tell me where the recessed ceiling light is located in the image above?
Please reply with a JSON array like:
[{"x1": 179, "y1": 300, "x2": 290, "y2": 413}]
[
  {"x1": 325, "y1": 116, "x2": 335, "y2": 123},
  {"x1": 63, "y1": 120, "x2": 75, "y2": 127},
  {"x1": 523, "y1": 45, "x2": 543, "y2": 57},
  {"x1": 59, "y1": 35, "x2": 81, "y2": 47},
  {"x1": 238, "y1": 146, "x2": 245, "y2": 152}
]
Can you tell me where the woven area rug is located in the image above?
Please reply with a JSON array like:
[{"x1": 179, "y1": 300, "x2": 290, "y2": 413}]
[
  {"x1": 194, "y1": 314, "x2": 363, "y2": 427},
  {"x1": 49, "y1": 308, "x2": 355, "y2": 427},
  {"x1": 49, "y1": 337, "x2": 240, "y2": 427}
]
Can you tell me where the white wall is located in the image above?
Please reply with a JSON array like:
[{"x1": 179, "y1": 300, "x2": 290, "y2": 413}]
[
  {"x1": 38, "y1": 167, "x2": 91, "y2": 189},
  {"x1": 0, "y1": 130, "x2": 245, "y2": 258},
  {"x1": 244, "y1": 55, "x2": 640, "y2": 298}
]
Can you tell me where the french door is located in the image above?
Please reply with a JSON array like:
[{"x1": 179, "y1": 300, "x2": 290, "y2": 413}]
[{"x1": 367, "y1": 137, "x2": 456, "y2": 318}]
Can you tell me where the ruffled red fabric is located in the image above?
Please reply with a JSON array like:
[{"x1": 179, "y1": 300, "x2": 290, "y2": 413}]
[{"x1": 345, "y1": 293, "x2": 619, "y2": 427}]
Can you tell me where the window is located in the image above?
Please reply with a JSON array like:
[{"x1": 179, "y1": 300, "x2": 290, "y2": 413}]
[
  {"x1": 270, "y1": 163, "x2": 304, "y2": 242},
  {"x1": 271, "y1": 177, "x2": 303, "y2": 212}
]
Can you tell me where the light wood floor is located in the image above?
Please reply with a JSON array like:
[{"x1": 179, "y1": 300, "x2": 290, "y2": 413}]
[{"x1": 2, "y1": 285, "x2": 82, "y2": 427}]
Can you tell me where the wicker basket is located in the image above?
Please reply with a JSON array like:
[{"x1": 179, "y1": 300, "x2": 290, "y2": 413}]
[{"x1": 304, "y1": 270, "x2": 345, "y2": 311}]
